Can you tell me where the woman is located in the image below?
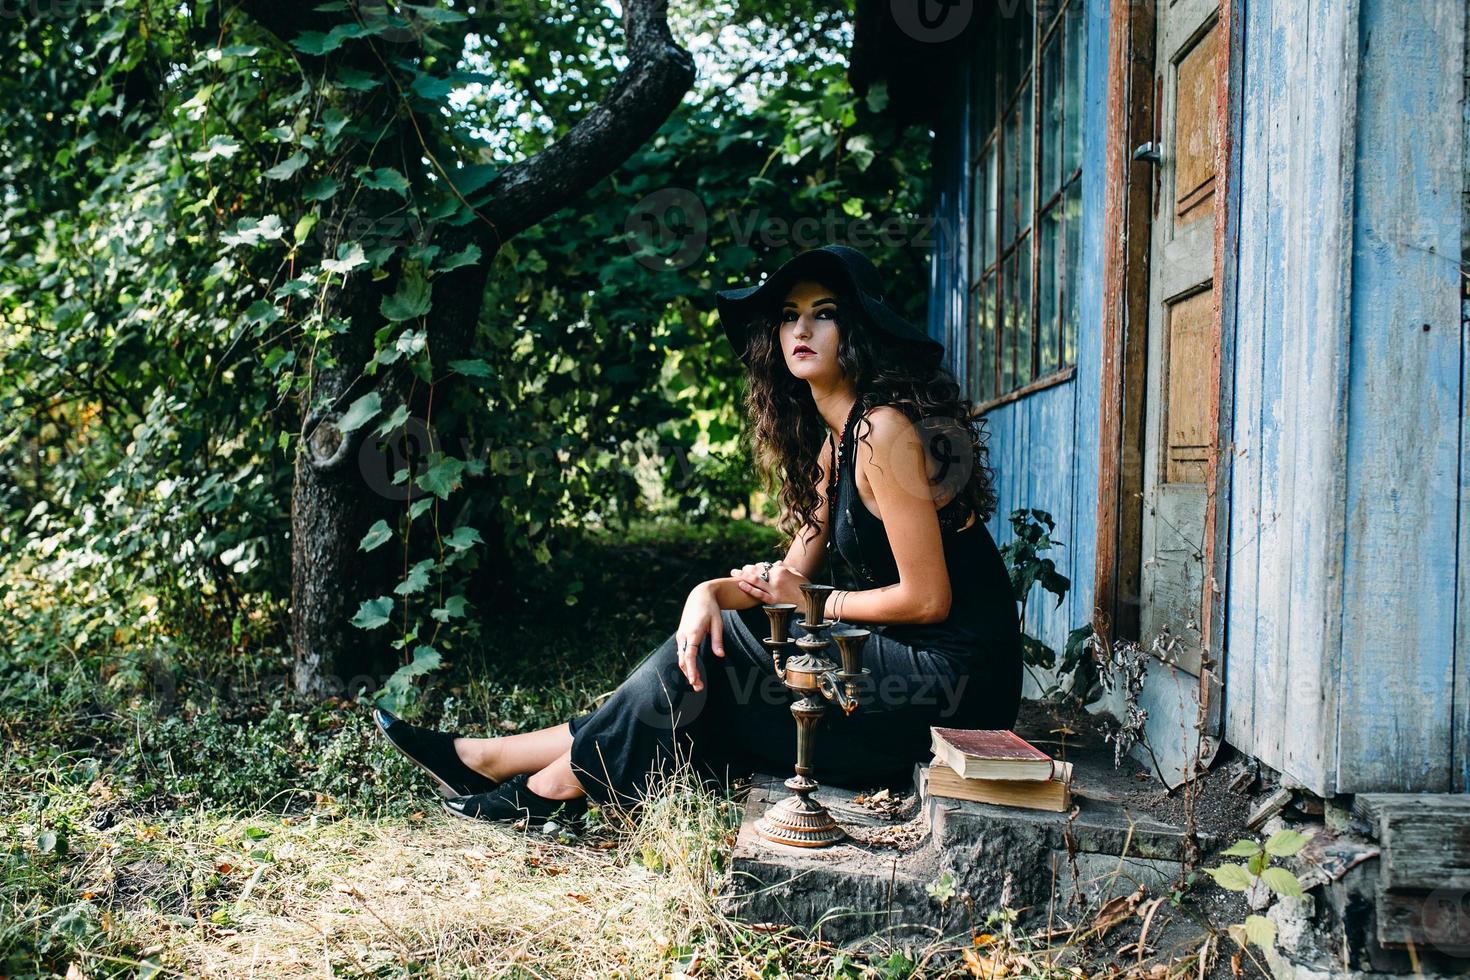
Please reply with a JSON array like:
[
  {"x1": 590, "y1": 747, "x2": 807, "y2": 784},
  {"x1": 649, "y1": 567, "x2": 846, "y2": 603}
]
[{"x1": 374, "y1": 244, "x2": 1023, "y2": 826}]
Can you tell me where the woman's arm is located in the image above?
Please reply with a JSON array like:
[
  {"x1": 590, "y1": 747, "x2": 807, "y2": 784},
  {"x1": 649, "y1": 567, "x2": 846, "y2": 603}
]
[{"x1": 825, "y1": 406, "x2": 951, "y2": 625}]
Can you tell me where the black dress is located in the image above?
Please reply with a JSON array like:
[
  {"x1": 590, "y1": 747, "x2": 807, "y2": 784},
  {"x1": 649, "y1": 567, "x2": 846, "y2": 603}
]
[{"x1": 566, "y1": 405, "x2": 1023, "y2": 809}]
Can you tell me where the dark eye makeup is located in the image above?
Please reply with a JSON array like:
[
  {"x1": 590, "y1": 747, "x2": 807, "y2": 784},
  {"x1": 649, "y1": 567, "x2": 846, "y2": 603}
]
[{"x1": 780, "y1": 303, "x2": 837, "y2": 322}]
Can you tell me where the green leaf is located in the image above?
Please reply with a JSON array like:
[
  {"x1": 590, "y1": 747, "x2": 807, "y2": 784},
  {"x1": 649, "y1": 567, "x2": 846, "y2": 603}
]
[
  {"x1": 293, "y1": 213, "x2": 319, "y2": 244},
  {"x1": 264, "y1": 152, "x2": 308, "y2": 180},
  {"x1": 408, "y1": 497, "x2": 434, "y2": 520},
  {"x1": 1264, "y1": 829, "x2": 1311, "y2": 858},
  {"x1": 1220, "y1": 839, "x2": 1263, "y2": 857},
  {"x1": 290, "y1": 30, "x2": 339, "y2": 55},
  {"x1": 333, "y1": 66, "x2": 382, "y2": 91},
  {"x1": 1261, "y1": 866, "x2": 1304, "y2": 899},
  {"x1": 448, "y1": 164, "x2": 498, "y2": 197},
  {"x1": 410, "y1": 72, "x2": 453, "y2": 102},
  {"x1": 442, "y1": 526, "x2": 483, "y2": 551},
  {"x1": 302, "y1": 176, "x2": 341, "y2": 202},
  {"x1": 350, "y1": 596, "x2": 394, "y2": 630},
  {"x1": 321, "y1": 242, "x2": 367, "y2": 274},
  {"x1": 322, "y1": 107, "x2": 350, "y2": 141},
  {"x1": 1205, "y1": 863, "x2": 1254, "y2": 892},
  {"x1": 405, "y1": 645, "x2": 442, "y2": 676},
  {"x1": 337, "y1": 391, "x2": 382, "y2": 434},
  {"x1": 1244, "y1": 914, "x2": 1277, "y2": 950},
  {"x1": 416, "y1": 453, "x2": 464, "y2": 499},
  {"x1": 221, "y1": 215, "x2": 285, "y2": 247},
  {"x1": 430, "y1": 595, "x2": 469, "y2": 622},
  {"x1": 380, "y1": 274, "x2": 432, "y2": 322},
  {"x1": 437, "y1": 242, "x2": 481, "y2": 272},
  {"x1": 189, "y1": 134, "x2": 240, "y2": 162},
  {"x1": 36, "y1": 831, "x2": 57, "y2": 854},
  {"x1": 1248, "y1": 850, "x2": 1268, "y2": 876},
  {"x1": 865, "y1": 78, "x2": 890, "y2": 113},
  {"x1": 359, "y1": 519, "x2": 392, "y2": 552},
  {"x1": 373, "y1": 403, "x2": 411, "y2": 437},
  {"x1": 405, "y1": 3, "x2": 467, "y2": 24},
  {"x1": 362, "y1": 167, "x2": 410, "y2": 196},
  {"x1": 925, "y1": 870, "x2": 956, "y2": 906},
  {"x1": 243, "y1": 826, "x2": 271, "y2": 841},
  {"x1": 393, "y1": 559, "x2": 434, "y2": 596},
  {"x1": 448, "y1": 358, "x2": 492, "y2": 378},
  {"x1": 244, "y1": 300, "x2": 281, "y2": 326}
]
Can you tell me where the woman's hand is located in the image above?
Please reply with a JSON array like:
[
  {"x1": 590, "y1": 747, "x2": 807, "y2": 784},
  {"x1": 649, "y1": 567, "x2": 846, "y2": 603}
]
[
  {"x1": 675, "y1": 582, "x2": 724, "y2": 692},
  {"x1": 728, "y1": 559, "x2": 809, "y2": 608}
]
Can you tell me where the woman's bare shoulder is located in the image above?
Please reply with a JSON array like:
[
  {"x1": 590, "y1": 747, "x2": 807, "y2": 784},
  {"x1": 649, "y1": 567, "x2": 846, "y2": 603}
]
[{"x1": 854, "y1": 404, "x2": 914, "y2": 452}]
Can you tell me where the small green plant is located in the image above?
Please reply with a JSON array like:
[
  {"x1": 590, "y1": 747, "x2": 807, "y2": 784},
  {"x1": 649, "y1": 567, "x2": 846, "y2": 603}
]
[
  {"x1": 925, "y1": 869, "x2": 957, "y2": 907},
  {"x1": 1204, "y1": 828, "x2": 1311, "y2": 952},
  {"x1": 998, "y1": 509, "x2": 1102, "y2": 703}
]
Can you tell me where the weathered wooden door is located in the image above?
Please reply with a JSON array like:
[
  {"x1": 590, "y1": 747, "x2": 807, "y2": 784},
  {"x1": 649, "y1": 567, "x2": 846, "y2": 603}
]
[{"x1": 1136, "y1": 0, "x2": 1225, "y2": 783}]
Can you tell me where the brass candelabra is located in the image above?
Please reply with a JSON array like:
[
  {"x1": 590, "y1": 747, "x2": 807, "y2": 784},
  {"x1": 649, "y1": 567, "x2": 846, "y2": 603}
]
[{"x1": 754, "y1": 583, "x2": 872, "y2": 847}]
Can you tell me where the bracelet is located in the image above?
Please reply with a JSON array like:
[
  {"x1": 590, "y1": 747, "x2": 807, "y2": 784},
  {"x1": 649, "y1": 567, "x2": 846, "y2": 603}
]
[{"x1": 835, "y1": 589, "x2": 847, "y2": 621}]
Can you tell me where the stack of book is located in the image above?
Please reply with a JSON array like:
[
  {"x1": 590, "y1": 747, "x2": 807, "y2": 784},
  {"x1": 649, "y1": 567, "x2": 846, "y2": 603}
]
[{"x1": 922, "y1": 726, "x2": 1074, "y2": 813}]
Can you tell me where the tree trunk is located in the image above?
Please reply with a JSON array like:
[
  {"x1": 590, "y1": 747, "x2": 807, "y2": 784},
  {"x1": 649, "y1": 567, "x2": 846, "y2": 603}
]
[{"x1": 240, "y1": 0, "x2": 694, "y2": 697}]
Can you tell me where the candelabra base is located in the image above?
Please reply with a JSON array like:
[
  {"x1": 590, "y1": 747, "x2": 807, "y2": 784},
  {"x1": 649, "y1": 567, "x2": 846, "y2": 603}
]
[{"x1": 754, "y1": 782, "x2": 846, "y2": 848}]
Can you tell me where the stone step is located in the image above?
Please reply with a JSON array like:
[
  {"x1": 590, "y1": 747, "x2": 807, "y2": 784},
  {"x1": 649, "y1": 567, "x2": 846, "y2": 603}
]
[
  {"x1": 718, "y1": 773, "x2": 946, "y2": 945},
  {"x1": 722, "y1": 757, "x2": 1213, "y2": 944}
]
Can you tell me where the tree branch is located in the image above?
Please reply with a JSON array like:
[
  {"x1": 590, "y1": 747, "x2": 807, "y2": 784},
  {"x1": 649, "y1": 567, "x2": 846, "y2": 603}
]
[{"x1": 478, "y1": 0, "x2": 695, "y2": 245}]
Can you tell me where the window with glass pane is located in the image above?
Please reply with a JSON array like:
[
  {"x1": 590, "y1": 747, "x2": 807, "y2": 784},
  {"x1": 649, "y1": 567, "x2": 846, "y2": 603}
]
[{"x1": 966, "y1": 0, "x2": 1086, "y2": 405}]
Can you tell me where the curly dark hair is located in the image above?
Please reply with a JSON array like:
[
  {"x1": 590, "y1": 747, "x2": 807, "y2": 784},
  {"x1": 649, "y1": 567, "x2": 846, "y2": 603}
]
[{"x1": 739, "y1": 276, "x2": 998, "y2": 548}]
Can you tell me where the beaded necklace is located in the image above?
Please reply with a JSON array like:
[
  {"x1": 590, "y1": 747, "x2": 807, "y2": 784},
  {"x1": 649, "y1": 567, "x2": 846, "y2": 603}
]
[{"x1": 823, "y1": 398, "x2": 863, "y2": 589}]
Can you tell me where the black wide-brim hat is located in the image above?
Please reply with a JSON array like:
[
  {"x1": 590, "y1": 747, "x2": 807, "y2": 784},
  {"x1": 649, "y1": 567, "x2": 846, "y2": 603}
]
[{"x1": 714, "y1": 245, "x2": 945, "y2": 368}]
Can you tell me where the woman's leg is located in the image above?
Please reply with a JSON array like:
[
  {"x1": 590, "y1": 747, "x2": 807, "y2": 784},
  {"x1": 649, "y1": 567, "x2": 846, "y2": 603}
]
[
  {"x1": 525, "y1": 750, "x2": 584, "y2": 800},
  {"x1": 567, "y1": 607, "x2": 783, "y2": 808},
  {"x1": 454, "y1": 723, "x2": 573, "y2": 782}
]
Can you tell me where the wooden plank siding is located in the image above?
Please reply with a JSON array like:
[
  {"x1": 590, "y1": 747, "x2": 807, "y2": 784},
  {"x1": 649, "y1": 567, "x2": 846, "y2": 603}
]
[
  {"x1": 1336, "y1": 0, "x2": 1466, "y2": 793},
  {"x1": 1458, "y1": 0, "x2": 1470, "y2": 796},
  {"x1": 1223, "y1": 0, "x2": 1360, "y2": 795},
  {"x1": 1224, "y1": 0, "x2": 1467, "y2": 794},
  {"x1": 925, "y1": 0, "x2": 1466, "y2": 795}
]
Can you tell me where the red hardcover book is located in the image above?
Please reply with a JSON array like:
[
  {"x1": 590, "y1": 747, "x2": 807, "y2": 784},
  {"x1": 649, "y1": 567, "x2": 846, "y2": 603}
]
[{"x1": 928, "y1": 727, "x2": 1056, "y2": 781}]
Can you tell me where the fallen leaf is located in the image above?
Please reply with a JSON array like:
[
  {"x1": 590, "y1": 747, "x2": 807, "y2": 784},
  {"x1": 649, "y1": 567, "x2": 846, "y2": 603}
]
[
  {"x1": 963, "y1": 947, "x2": 1009, "y2": 977},
  {"x1": 1093, "y1": 885, "x2": 1146, "y2": 938}
]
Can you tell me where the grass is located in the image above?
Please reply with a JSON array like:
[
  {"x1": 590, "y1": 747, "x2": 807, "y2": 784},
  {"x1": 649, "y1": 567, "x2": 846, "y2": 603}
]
[{"x1": 0, "y1": 517, "x2": 1259, "y2": 978}]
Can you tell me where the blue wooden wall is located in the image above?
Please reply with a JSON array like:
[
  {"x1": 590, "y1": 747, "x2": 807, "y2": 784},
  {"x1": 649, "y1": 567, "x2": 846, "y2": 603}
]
[
  {"x1": 928, "y1": 0, "x2": 1467, "y2": 795},
  {"x1": 1221, "y1": 0, "x2": 1466, "y2": 795},
  {"x1": 927, "y1": 0, "x2": 1112, "y2": 698}
]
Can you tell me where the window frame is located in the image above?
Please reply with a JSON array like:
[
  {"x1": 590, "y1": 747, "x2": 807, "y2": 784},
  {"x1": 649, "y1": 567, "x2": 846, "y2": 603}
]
[{"x1": 967, "y1": 0, "x2": 1086, "y2": 413}]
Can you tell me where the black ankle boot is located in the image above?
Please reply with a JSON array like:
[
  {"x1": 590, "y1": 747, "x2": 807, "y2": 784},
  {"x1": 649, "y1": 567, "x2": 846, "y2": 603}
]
[
  {"x1": 373, "y1": 707, "x2": 500, "y2": 798},
  {"x1": 443, "y1": 772, "x2": 589, "y2": 827}
]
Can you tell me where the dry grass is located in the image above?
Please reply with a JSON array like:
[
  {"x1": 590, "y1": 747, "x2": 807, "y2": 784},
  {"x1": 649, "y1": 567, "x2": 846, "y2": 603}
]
[{"x1": 50, "y1": 765, "x2": 846, "y2": 979}]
